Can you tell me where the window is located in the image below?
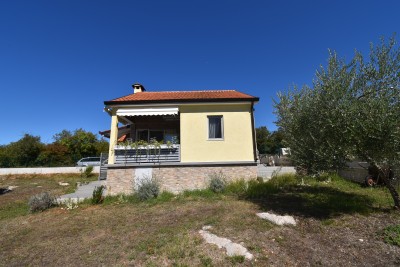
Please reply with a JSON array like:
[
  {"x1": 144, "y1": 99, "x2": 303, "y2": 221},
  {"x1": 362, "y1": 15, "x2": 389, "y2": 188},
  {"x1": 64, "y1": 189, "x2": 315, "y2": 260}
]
[{"x1": 208, "y1": 116, "x2": 223, "y2": 139}]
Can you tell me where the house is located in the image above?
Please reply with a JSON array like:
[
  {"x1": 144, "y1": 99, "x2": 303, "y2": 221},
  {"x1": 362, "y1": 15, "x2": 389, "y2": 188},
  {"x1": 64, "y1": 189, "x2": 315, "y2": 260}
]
[{"x1": 102, "y1": 83, "x2": 259, "y2": 194}]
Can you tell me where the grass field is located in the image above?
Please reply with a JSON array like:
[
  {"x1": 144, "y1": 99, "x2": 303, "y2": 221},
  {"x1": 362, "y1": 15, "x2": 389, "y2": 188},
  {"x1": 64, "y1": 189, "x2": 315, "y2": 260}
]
[{"x1": 0, "y1": 173, "x2": 399, "y2": 266}]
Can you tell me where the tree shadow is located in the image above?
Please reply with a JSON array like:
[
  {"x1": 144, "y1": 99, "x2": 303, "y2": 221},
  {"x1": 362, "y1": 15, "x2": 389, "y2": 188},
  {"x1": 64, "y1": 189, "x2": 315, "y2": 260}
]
[{"x1": 244, "y1": 185, "x2": 383, "y2": 220}]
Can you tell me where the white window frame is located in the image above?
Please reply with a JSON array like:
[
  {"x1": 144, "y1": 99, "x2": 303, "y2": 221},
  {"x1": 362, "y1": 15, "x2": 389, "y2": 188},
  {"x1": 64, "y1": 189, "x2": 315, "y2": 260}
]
[{"x1": 207, "y1": 115, "x2": 224, "y2": 141}]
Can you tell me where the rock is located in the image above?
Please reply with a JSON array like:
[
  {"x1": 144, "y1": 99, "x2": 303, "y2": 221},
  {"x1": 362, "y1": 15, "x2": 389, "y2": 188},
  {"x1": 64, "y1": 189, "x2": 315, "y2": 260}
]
[
  {"x1": 199, "y1": 227, "x2": 253, "y2": 260},
  {"x1": 256, "y1": 212, "x2": 296, "y2": 226},
  {"x1": 58, "y1": 182, "x2": 70, "y2": 186},
  {"x1": 8, "y1": 186, "x2": 18, "y2": 190}
]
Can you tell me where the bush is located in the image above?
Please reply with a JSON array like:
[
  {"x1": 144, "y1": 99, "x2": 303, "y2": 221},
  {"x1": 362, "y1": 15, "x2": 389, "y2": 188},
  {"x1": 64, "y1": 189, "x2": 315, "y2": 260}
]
[
  {"x1": 137, "y1": 176, "x2": 160, "y2": 201},
  {"x1": 92, "y1": 185, "x2": 105, "y2": 204},
  {"x1": 208, "y1": 171, "x2": 226, "y2": 193},
  {"x1": 28, "y1": 192, "x2": 55, "y2": 212}
]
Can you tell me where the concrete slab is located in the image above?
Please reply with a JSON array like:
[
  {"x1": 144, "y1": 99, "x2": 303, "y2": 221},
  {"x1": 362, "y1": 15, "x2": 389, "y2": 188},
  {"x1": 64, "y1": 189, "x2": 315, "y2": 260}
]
[{"x1": 57, "y1": 180, "x2": 106, "y2": 204}]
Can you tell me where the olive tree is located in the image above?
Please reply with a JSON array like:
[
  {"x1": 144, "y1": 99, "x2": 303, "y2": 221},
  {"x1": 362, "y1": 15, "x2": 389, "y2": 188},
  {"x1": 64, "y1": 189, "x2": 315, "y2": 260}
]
[{"x1": 275, "y1": 36, "x2": 400, "y2": 208}]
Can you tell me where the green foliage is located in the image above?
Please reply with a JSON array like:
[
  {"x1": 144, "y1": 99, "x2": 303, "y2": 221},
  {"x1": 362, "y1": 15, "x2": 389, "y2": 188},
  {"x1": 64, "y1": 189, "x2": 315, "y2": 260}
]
[
  {"x1": 256, "y1": 126, "x2": 284, "y2": 154},
  {"x1": 55, "y1": 129, "x2": 98, "y2": 163},
  {"x1": 275, "y1": 36, "x2": 400, "y2": 174},
  {"x1": 199, "y1": 255, "x2": 213, "y2": 267},
  {"x1": 92, "y1": 185, "x2": 105, "y2": 204},
  {"x1": 381, "y1": 225, "x2": 400, "y2": 247},
  {"x1": 274, "y1": 35, "x2": 400, "y2": 206},
  {"x1": 0, "y1": 134, "x2": 44, "y2": 167},
  {"x1": 81, "y1": 166, "x2": 94, "y2": 178},
  {"x1": 225, "y1": 179, "x2": 248, "y2": 196},
  {"x1": 36, "y1": 143, "x2": 72, "y2": 166},
  {"x1": 246, "y1": 174, "x2": 298, "y2": 198},
  {"x1": 137, "y1": 176, "x2": 160, "y2": 201},
  {"x1": 0, "y1": 129, "x2": 107, "y2": 168},
  {"x1": 28, "y1": 192, "x2": 56, "y2": 212},
  {"x1": 208, "y1": 172, "x2": 226, "y2": 193},
  {"x1": 181, "y1": 189, "x2": 217, "y2": 199},
  {"x1": 227, "y1": 255, "x2": 245, "y2": 264}
]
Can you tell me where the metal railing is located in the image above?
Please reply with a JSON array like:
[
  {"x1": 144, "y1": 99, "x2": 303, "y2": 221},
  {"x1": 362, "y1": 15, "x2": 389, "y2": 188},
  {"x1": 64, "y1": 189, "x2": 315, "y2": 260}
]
[{"x1": 114, "y1": 144, "x2": 180, "y2": 164}]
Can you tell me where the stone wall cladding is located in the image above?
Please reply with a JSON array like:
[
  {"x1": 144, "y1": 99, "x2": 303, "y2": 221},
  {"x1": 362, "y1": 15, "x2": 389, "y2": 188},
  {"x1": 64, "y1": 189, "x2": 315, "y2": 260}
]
[
  {"x1": 106, "y1": 168, "x2": 135, "y2": 195},
  {"x1": 106, "y1": 165, "x2": 257, "y2": 195}
]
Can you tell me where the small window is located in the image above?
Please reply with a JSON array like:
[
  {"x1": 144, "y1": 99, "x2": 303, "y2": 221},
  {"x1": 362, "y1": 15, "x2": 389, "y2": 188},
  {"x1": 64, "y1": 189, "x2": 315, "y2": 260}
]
[{"x1": 208, "y1": 116, "x2": 223, "y2": 139}]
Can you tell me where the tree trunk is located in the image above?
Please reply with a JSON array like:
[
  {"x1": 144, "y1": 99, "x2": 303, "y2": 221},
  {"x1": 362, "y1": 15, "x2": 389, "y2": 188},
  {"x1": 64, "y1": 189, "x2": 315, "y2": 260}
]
[{"x1": 379, "y1": 168, "x2": 400, "y2": 209}]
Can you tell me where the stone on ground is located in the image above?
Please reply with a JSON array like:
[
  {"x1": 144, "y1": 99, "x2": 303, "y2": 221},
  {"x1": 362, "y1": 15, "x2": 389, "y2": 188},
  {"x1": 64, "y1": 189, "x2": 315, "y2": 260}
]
[
  {"x1": 256, "y1": 212, "x2": 296, "y2": 226},
  {"x1": 199, "y1": 226, "x2": 253, "y2": 260}
]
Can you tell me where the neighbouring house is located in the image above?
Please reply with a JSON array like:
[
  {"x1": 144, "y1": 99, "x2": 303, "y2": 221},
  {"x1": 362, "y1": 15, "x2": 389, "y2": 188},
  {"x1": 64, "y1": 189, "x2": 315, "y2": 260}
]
[{"x1": 101, "y1": 83, "x2": 259, "y2": 194}]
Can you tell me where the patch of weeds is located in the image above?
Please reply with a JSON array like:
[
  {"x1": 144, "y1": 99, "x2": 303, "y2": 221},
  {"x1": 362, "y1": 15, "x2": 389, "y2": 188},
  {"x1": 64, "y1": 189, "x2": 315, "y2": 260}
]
[
  {"x1": 381, "y1": 224, "x2": 400, "y2": 247},
  {"x1": 199, "y1": 255, "x2": 213, "y2": 267},
  {"x1": 103, "y1": 194, "x2": 138, "y2": 205},
  {"x1": 247, "y1": 245, "x2": 262, "y2": 253},
  {"x1": 268, "y1": 173, "x2": 298, "y2": 188},
  {"x1": 246, "y1": 180, "x2": 279, "y2": 198},
  {"x1": 321, "y1": 219, "x2": 336, "y2": 226},
  {"x1": 61, "y1": 199, "x2": 79, "y2": 210},
  {"x1": 28, "y1": 192, "x2": 56, "y2": 213},
  {"x1": 181, "y1": 189, "x2": 216, "y2": 199},
  {"x1": 274, "y1": 235, "x2": 285, "y2": 245},
  {"x1": 145, "y1": 191, "x2": 175, "y2": 205},
  {"x1": 0, "y1": 201, "x2": 28, "y2": 220},
  {"x1": 208, "y1": 171, "x2": 226, "y2": 193},
  {"x1": 315, "y1": 172, "x2": 332, "y2": 182},
  {"x1": 227, "y1": 255, "x2": 245, "y2": 264},
  {"x1": 225, "y1": 179, "x2": 247, "y2": 197},
  {"x1": 92, "y1": 185, "x2": 105, "y2": 204}
]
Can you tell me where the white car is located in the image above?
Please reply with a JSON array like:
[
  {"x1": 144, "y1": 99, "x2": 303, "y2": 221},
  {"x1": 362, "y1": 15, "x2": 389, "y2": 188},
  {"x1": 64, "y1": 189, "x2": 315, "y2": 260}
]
[{"x1": 76, "y1": 157, "x2": 101, "y2": 167}]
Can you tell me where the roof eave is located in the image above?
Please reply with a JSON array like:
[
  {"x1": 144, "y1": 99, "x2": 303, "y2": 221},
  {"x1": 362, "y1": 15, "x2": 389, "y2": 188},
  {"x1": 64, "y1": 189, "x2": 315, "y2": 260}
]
[{"x1": 104, "y1": 97, "x2": 259, "y2": 106}]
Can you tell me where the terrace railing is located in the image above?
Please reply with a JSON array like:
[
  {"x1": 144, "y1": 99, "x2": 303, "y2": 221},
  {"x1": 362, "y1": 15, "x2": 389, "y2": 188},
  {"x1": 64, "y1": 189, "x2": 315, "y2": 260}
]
[{"x1": 114, "y1": 144, "x2": 180, "y2": 164}]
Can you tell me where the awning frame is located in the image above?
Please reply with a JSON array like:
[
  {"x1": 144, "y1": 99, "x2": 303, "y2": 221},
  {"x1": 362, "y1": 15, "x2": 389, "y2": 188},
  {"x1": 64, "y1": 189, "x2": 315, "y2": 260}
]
[{"x1": 116, "y1": 107, "x2": 179, "y2": 117}]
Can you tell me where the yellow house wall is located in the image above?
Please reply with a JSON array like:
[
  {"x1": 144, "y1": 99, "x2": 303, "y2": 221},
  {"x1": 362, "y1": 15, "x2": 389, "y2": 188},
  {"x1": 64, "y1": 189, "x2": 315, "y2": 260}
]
[{"x1": 180, "y1": 104, "x2": 255, "y2": 162}]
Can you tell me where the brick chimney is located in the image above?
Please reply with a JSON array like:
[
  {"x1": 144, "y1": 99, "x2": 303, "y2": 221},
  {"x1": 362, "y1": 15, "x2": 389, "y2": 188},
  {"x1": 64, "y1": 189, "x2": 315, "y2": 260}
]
[{"x1": 132, "y1": 83, "x2": 146, "y2": 93}]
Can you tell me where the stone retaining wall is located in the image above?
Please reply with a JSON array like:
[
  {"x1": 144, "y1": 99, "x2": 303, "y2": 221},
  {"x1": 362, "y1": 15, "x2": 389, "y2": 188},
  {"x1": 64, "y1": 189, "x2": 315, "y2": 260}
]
[{"x1": 106, "y1": 164, "x2": 257, "y2": 195}]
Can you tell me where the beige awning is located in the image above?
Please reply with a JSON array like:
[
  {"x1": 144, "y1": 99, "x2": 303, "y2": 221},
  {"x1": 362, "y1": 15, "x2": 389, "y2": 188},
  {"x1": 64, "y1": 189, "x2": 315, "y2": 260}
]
[{"x1": 116, "y1": 107, "x2": 179, "y2": 116}]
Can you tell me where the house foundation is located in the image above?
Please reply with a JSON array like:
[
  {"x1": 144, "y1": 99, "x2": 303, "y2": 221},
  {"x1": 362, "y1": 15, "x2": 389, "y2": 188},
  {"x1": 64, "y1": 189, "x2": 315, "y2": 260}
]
[{"x1": 105, "y1": 162, "x2": 257, "y2": 195}]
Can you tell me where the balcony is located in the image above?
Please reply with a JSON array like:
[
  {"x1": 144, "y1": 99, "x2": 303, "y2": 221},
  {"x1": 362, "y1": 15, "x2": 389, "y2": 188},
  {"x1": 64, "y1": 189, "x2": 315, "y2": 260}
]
[{"x1": 114, "y1": 144, "x2": 180, "y2": 164}]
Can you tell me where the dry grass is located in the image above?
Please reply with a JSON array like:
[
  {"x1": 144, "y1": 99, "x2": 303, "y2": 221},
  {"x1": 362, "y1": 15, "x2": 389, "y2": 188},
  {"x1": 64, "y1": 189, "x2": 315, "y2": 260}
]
[{"x1": 1, "y1": 174, "x2": 400, "y2": 266}]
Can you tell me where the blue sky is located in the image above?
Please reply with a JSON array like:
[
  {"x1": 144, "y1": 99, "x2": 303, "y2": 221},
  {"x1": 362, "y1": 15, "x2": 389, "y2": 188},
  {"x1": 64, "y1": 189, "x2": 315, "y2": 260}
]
[{"x1": 0, "y1": 0, "x2": 399, "y2": 144}]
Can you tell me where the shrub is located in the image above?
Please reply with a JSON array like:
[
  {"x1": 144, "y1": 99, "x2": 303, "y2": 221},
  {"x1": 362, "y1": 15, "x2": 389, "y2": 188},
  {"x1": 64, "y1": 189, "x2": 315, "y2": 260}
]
[
  {"x1": 28, "y1": 192, "x2": 55, "y2": 212},
  {"x1": 381, "y1": 224, "x2": 400, "y2": 247},
  {"x1": 92, "y1": 185, "x2": 105, "y2": 204},
  {"x1": 208, "y1": 171, "x2": 226, "y2": 193},
  {"x1": 81, "y1": 166, "x2": 94, "y2": 178},
  {"x1": 137, "y1": 176, "x2": 160, "y2": 201}
]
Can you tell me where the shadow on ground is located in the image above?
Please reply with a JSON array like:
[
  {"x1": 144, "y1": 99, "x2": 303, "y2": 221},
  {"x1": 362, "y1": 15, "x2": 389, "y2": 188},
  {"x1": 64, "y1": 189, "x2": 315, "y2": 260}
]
[{"x1": 245, "y1": 185, "x2": 382, "y2": 219}]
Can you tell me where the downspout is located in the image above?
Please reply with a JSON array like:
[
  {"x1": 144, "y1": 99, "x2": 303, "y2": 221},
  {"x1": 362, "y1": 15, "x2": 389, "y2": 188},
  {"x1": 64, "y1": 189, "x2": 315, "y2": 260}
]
[{"x1": 250, "y1": 102, "x2": 258, "y2": 162}]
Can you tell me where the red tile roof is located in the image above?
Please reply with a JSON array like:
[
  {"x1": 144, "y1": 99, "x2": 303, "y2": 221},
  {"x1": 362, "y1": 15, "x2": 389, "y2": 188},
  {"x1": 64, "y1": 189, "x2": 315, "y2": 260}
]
[{"x1": 104, "y1": 90, "x2": 259, "y2": 105}]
